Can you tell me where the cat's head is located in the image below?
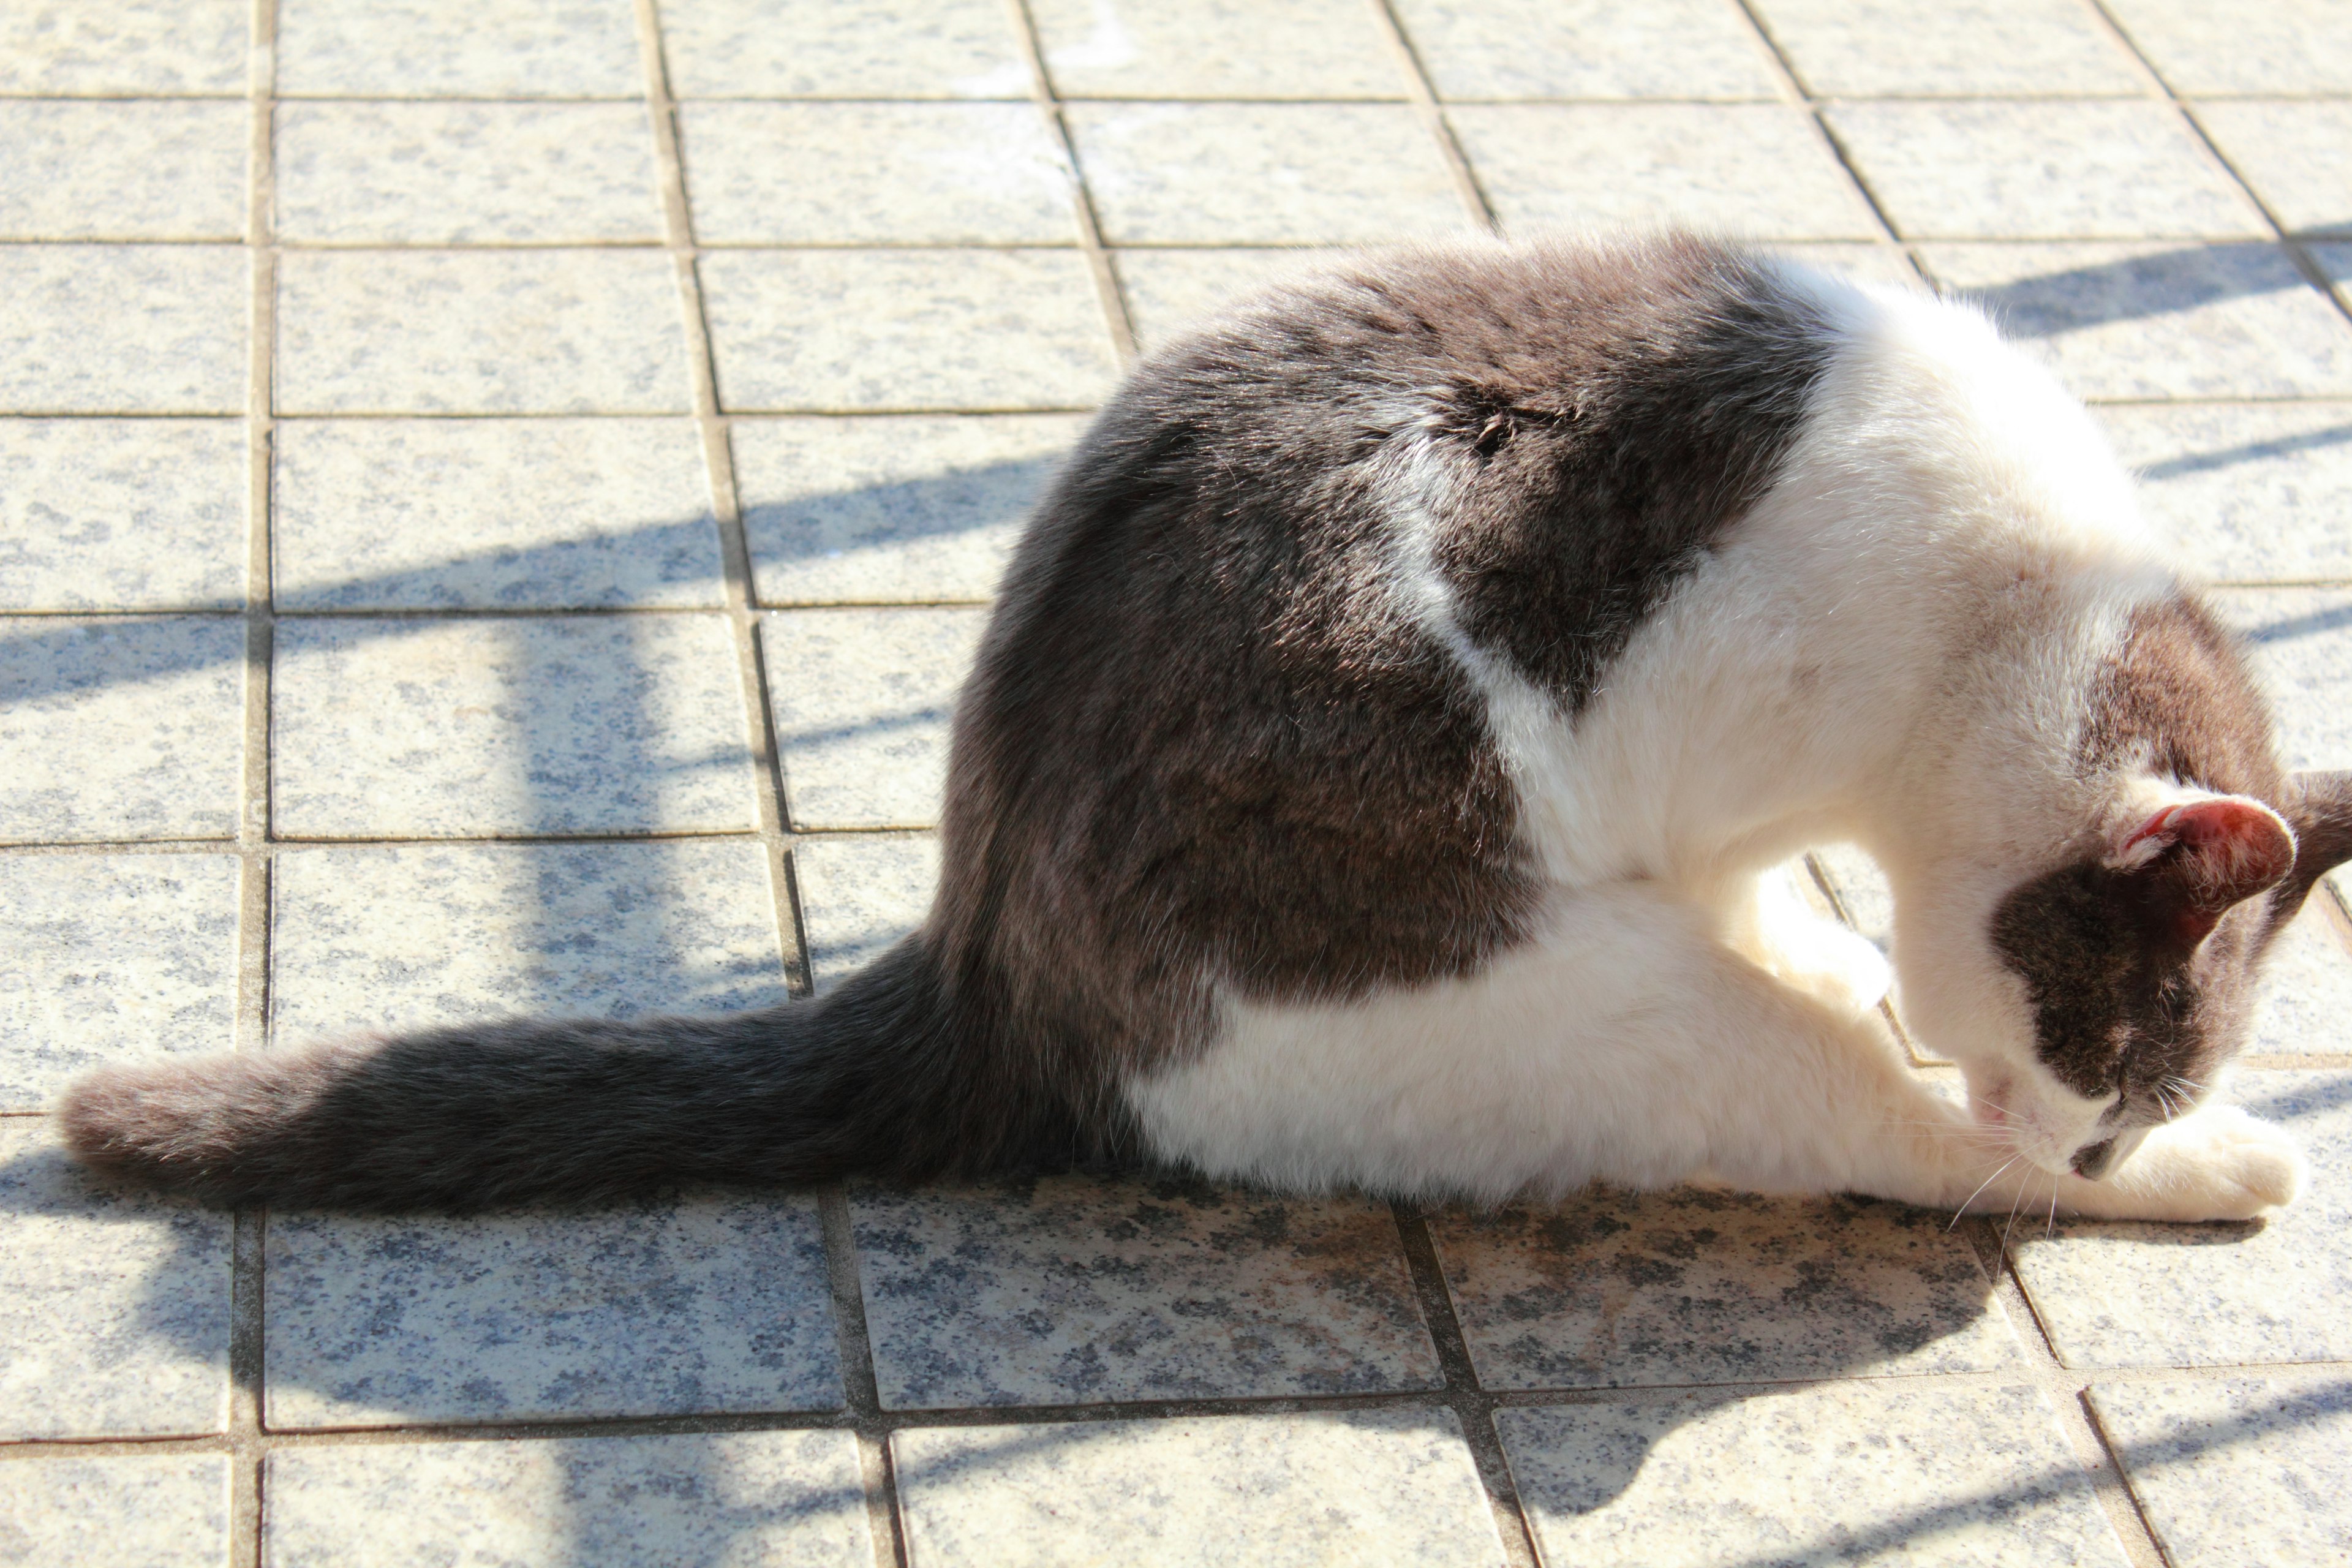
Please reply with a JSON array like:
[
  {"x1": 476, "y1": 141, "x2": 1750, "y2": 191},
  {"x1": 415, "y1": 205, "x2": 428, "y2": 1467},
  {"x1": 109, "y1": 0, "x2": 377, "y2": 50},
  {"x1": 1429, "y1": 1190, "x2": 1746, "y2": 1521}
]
[{"x1": 1894, "y1": 597, "x2": 2352, "y2": 1182}]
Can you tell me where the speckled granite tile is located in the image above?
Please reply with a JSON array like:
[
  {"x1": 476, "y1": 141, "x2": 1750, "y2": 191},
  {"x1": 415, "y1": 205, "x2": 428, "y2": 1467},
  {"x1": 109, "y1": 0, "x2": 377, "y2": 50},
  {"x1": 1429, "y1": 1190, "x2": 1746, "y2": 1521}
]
[
  {"x1": 0, "y1": 100, "x2": 244, "y2": 241},
  {"x1": 268, "y1": 1431, "x2": 872, "y2": 1568},
  {"x1": 0, "y1": 1121, "x2": 230, "y2": 1440},
  {"x1": 791, "y1": 833, "x2": 937, "y2": 989},
  {"x1": 1452, "y1": 105, "x2": 1883, "y2": 241},
  {"x1": 2098, "y1": 402, "x2": 2352, "y2": 582},
  {"x1": 1391, "y1": 0, "x2": 1780, "y2": 100},
  {"x1": 763, "y1": 607, "x2": 983, "y2": 829},
  {"x1": 856, "y1": 1175, "x2": 1439, "y2": 1408},
  {"x1": 1110, "y1": 246, "x2": 1346, "y2": 350},
  {"x1": 0, "y1": 616, "x2": 243, "y2": 843},
  {"x1": 0, "y1": 1454, "x2": 230, "y2": 1568},
  {"x1": 275, "y1": 102, "x2": 661, "y2": 245},
  {"x1": 1433, "y1": 1188, "x2": 2020, "y2": 1389},
  {"x1": 1918, "y1": 243, "x2": 2352, "y2": 401},
  {"x1": 1501, "y1": 1384, "x2": 2128, "y2": 1568},
  {"x1": 738, "y1": 414, "x2": 1077, "y2": 605},
  {"x1": 1771, "y1": 242, "x2": 1928, "y2": 290},
  {"x1": 0, "y1": 418, "x2": 244, "y2": 610},
  {"x1": 2103, "y1": 0, "x2": 2352, "y2": 96},
  {"x1": 679, "y1": 102, "x2": 1072, "y2": 247},
  {"x1": 276, "y1": 0, "x2": 641, "y2": 97},
  {"x1": 1031, "y1": 0, "x2": 1403, "y2": 99},
  {"x1": 1828, "y1": 102, "x2": 2266, "y2": 241},
  {"x1": 271, "y1": 614, "x2": 755, "y2": 837},
  {"x1": 277, "y1": 249, "x2": 690, "y2": 415},
  {"x1": 274, "y1": 418, "x2": 721, "y2": 609},
  {"x1": 0, "y1": 1, "x2": 245, "y2": 94},
  {"x1": 895, "y1": 1411, "x2": 1499, "y2": 1566},
  {"x1": 1807, "y1": 841, "x2": 1896, "y2": 953},
  {"x1": 2090, "y1": 1378, "x2": 2352, "y2": 1567},
  {"x1": 2257, "y1": 904, "x2": 2352, "y2": 1058},
  {"x1": 1066, "y1": 103, "x2": 1470, "y2": 246},
  {"x1": 655, "y1": 0, "x2": 1028, "y2": 99},
  {"x1": 2321, "y1": 244, "x2": 2352, "y2": 320},
  {"x1": 2212, "y1": 587, "x2": 2352, "y2": 772},
  {"x1": 0, "y1": 852, "x2": 236, "y2": 1110},
  {"x1": 271, "y1": 840, "x2": 783, "y2": 1044},
  {"x1": 0, "y1": 245, "x2": 246, "y2": 414},
  {"x1": 2194, "y1": 102, "x2": 2352, "y2": 239},
  {"x1": 2012, "y1": 1071, "x2": 2352, "y2": 1366},
  {"x1": 699, "y1": 249, "x2": 1115, "y2": 412},
  {"x1": 266, "y1": 1196, "x2": 840, "y2": 1427},
  {"x1": 1751, "y1": 0, "x2": 2144, "y2": 96}
]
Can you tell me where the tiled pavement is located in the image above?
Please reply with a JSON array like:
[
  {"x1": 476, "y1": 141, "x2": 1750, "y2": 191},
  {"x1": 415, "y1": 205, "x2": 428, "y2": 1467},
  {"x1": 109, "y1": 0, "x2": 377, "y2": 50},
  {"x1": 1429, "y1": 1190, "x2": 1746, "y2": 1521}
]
[{"x1": 2, "y1": 0, "x2": 2351, "y2": 1563}]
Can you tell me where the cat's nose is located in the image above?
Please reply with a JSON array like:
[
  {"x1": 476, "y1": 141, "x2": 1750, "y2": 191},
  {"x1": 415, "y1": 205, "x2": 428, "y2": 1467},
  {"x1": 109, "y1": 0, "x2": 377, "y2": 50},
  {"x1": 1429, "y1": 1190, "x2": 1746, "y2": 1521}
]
[{"x1": 2070, "y1": 1137, "x2": 2118, "y2": 1179}]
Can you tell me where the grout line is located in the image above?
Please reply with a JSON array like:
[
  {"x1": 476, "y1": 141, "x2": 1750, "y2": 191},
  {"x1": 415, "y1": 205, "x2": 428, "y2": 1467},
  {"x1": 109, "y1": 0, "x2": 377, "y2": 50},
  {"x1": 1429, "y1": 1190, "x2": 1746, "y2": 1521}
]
[
  {"x1": 632, "y1": 0, "x2": 812, "y2": 1000},
  {"x1": 231, "y1": 6, "x2": 279, "y2": 1564},
  {"x1": 1390, "y1": 1204, "x2": 1544, "y2": 1568},
  {"x1": 1363, "y1": 0, "x2": 1498, "y2": 230},
  {"x1": 1001, "y1": 0, "x2": 1139, "y2": 366},
  {"x1": 820, "y1": 1185, "x2": 910, "y2": 1568},
  {"x1": 1727, "y1": 0, "x2": 1915, "y2": 269}
]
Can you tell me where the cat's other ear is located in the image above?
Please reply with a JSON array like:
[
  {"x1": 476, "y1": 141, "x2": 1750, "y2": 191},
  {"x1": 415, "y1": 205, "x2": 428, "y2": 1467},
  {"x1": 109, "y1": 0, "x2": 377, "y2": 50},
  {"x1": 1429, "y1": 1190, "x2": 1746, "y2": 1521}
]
[
  {"x1": 2285, "y1": 770, "x2": 2352, "y2": 905},
  {"x1": 2104, "y1": 793, "x2": 2296, "y2": 946}
]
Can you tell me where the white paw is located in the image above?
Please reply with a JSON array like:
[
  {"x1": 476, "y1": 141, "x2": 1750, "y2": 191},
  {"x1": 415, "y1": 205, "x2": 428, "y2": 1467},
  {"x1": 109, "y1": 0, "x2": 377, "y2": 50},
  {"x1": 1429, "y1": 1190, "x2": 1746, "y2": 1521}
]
[{"x1": 2067, "y1": 1106, "x2": 2304, "y2": 1223}]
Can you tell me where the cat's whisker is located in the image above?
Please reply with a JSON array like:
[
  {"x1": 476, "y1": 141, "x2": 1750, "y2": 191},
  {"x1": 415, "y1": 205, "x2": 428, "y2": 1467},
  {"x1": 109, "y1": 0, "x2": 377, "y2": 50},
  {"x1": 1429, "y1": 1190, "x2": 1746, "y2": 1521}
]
[{"x1": 1951, "y1": 1155, "x2": 2020, "y2": 1228}]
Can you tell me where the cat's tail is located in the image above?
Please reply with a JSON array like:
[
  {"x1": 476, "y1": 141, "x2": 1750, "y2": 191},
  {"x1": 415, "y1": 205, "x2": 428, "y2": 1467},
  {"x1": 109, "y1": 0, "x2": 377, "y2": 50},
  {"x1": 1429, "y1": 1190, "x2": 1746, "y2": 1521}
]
[{"x1": 58, "y1": 936, "x2": 1085, "y2": 1213}]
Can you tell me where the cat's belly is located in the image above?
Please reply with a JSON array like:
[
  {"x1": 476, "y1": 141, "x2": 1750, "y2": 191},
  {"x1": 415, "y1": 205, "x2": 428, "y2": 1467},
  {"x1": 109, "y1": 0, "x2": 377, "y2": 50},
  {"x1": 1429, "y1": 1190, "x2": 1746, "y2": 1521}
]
[{"x1": 1123, "y1": 884, "x2": 1732, "y2": 1202}]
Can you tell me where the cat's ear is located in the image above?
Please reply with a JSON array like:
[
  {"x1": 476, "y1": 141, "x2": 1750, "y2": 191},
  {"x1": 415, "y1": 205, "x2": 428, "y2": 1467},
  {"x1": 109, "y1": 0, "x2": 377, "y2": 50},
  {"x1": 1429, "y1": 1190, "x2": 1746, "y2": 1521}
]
[
  {"x1": 2105, "y1": 792, "x2": 2296, "y2": 946},
  {"x1": 2287, "y1": 771, "x2": 2352, "y2": 896}
]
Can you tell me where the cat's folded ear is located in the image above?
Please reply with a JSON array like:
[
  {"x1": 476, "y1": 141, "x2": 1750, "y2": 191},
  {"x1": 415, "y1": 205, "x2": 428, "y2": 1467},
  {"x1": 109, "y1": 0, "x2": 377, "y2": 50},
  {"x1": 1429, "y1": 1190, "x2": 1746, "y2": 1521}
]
[
  {"x1": 2104, "y1": 792, "x2": 2296, "y2": 946},
  {"x1": 2286, "y1": 770, "x2": 2352, "y2": 902}
]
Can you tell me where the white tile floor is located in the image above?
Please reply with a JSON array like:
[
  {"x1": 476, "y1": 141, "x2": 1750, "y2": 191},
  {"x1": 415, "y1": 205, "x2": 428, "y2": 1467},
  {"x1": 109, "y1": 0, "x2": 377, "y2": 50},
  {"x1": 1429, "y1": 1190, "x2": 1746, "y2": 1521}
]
[{"x1": 3, "y1": 1, "x2": 2352, "y2": 1564}]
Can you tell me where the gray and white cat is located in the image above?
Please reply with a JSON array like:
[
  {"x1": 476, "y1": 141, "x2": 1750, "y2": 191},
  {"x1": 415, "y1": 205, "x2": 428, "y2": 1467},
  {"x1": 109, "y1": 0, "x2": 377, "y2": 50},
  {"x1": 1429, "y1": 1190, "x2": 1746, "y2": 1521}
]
[{"x1": 64, "y1": 234, "x2": 2352, "y2": 1221}]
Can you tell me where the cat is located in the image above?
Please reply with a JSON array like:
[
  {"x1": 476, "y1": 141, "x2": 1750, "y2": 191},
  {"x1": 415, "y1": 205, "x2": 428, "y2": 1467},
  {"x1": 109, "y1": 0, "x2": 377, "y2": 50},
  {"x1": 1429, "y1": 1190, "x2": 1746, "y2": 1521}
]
[{"x1": 61, "y1": 233, "x2": 2352, "y2": 1222}]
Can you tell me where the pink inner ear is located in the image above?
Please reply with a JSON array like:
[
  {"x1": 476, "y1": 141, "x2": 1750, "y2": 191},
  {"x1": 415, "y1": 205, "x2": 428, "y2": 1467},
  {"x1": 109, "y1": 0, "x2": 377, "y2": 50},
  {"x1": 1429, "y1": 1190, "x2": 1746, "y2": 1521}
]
[{"x1": 2120, "y1": 797, "x2": 2296, "y2": 910}]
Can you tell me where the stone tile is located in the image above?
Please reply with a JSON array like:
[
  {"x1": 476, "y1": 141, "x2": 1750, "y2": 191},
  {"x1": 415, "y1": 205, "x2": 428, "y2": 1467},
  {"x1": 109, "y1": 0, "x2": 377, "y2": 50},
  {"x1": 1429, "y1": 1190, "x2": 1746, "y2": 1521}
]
[
  {"x1": 1112, "y1": 246, "x2": 1348, "y2": 350},
  {"x1": 0, "y1": 245, "x2": 246, "y2": 415},
  {"x1": 1828, "y1": 102, "x2": 2267, "y2": 241},
  {"x1": 266, "y1": 1196, "x2": 840, "y2": 1427},
  {"x1": 1754, "y1": 0, "x2": 2145, "y2": 96},
  {"x1": 699, "y1": 249, "x2": 1116, "y2": 412},
  {"x1": 0, "y1": 1, "x2": 245, "y2": 94},
  {"x1": 0, "y1": 616, "x2": 243, "y2": 843},
  {"x1": 1808, "y1": 841, "x2": 1895, "y2": 952},
  {"x1": 1392, "y1": 0, "x2": 1781, "y2": 102},
  {"x1": 1772, "y1": 242, "x2": 1928, "y2": 291},
  {"x1": 1433, "y1": 1188, "x2": 2021, "y2": 1389},
  {"x1": 655, "y1": 0, "x2": 1028, "y2": 99},
  {"x1": 0, "y1": 1454, "x2": 230, "y2": 1568},
  {"x1": 1452, "y1": 104, "x2": 1883, "y2": 241},
  {"x1": 1031, "y1": 0, "x2": 1404, "y2": 99},
  {"x1": 2098, "y1": 402, "x2": 2352, "y2": 583},
  {"x1": 763, "y1": 607, "x2": 984, "y2": 830},
  {"x1": 894, "y1": 1411, "x2": 1499, "y2": 1566},
  {"x1": 276, "y1": 0, "x2": 641, "y2": 97},
  {"x1": 0, "y1": 853, "x2": 238, "y2": 1111},
  {"x1": 2090, "y1": 1378, "x2": 2352, "y2": 1567},
  {"x1": 2213, "y1": 588, "x2": 2352, "y2": 772},
  {"x1": 679, "y1": 102, "x2": 1075, "y2": 246},
  {"x1": 737, "y1": 414, "x2": 1079, "y2": 605},
  {"x1": 271, "y1": 840, "x2": 784, "y2": 1045},
  {"x1": 268, "y1": 1431, "x2": 873, "y2": 1567},
  {"x1": 856, "y1": 1175, "x2": 1439, "y2": 1408},
  {"x1": 2322, "y1": 243, "x2": 2352, "y2": 320},
  {"x1": 791, "y1": 833, "x2": 938, "y2": 989},
  {"x1": 277, "y1": 249, "x2": 690, "y2": 415},
  {"x1": 0, "y1": 100, "x2": 246, "y2": 242},
  {"x1": 2194, "y1": 101, "x2": 2352, "y2": 239},
  {"x1": 2255, "y1": 905, "x2": 2352, "y2": 1059},
  {"x1": 0, "y1": 1121, "x2": 230, "y2": 1441},
  {"x1": 1501, "y1": 1384, "x2": 2128, "y2": 1567},
  {"x1": 2104, "y1": 0, "x2": 2352, "y2": 97},
  {"x1": 1065, "y1": 102, "x2": 1472, "y2": 246},
  {"x1": 271, "y1": 614, "x2": 755, "y2": 837},
  {"x1": 0, "y1": 418, "x2": 245, "y2": 610},
  {"x1": 274, "y1": 418, "x2": 722, "y2": 610},
  {"x1": 1919, "y1": 243, "x2": 2352, "y2": 401},
  {"x1": 274, "y1": 102, "x2": 662, "y2": 245},
  {"x1": 2012, "y1": 1071, "x2": 2352, "y2": 1366}
]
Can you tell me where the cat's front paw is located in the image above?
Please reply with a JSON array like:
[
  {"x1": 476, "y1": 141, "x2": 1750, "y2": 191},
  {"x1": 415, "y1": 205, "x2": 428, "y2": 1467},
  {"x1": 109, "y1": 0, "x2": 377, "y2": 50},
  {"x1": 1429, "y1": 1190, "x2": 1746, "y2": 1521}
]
[{"x1": 2067, "y1": 1105, "x2": 2304, "y2": 1223}]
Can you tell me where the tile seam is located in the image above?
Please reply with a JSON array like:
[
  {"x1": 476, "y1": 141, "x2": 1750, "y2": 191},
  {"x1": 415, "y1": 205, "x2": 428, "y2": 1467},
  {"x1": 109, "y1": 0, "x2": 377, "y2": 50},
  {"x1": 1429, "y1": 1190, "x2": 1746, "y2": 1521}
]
[
  {"x1": 1363, "y1": 0, "x2": 1500, "y2": 230},
  {"x1": 1727, "y1": 0, "x2": 1915, "y2": 269},
  {"x1": 1002, "y1": 0, "x2": 1139, "y2": 364}
]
